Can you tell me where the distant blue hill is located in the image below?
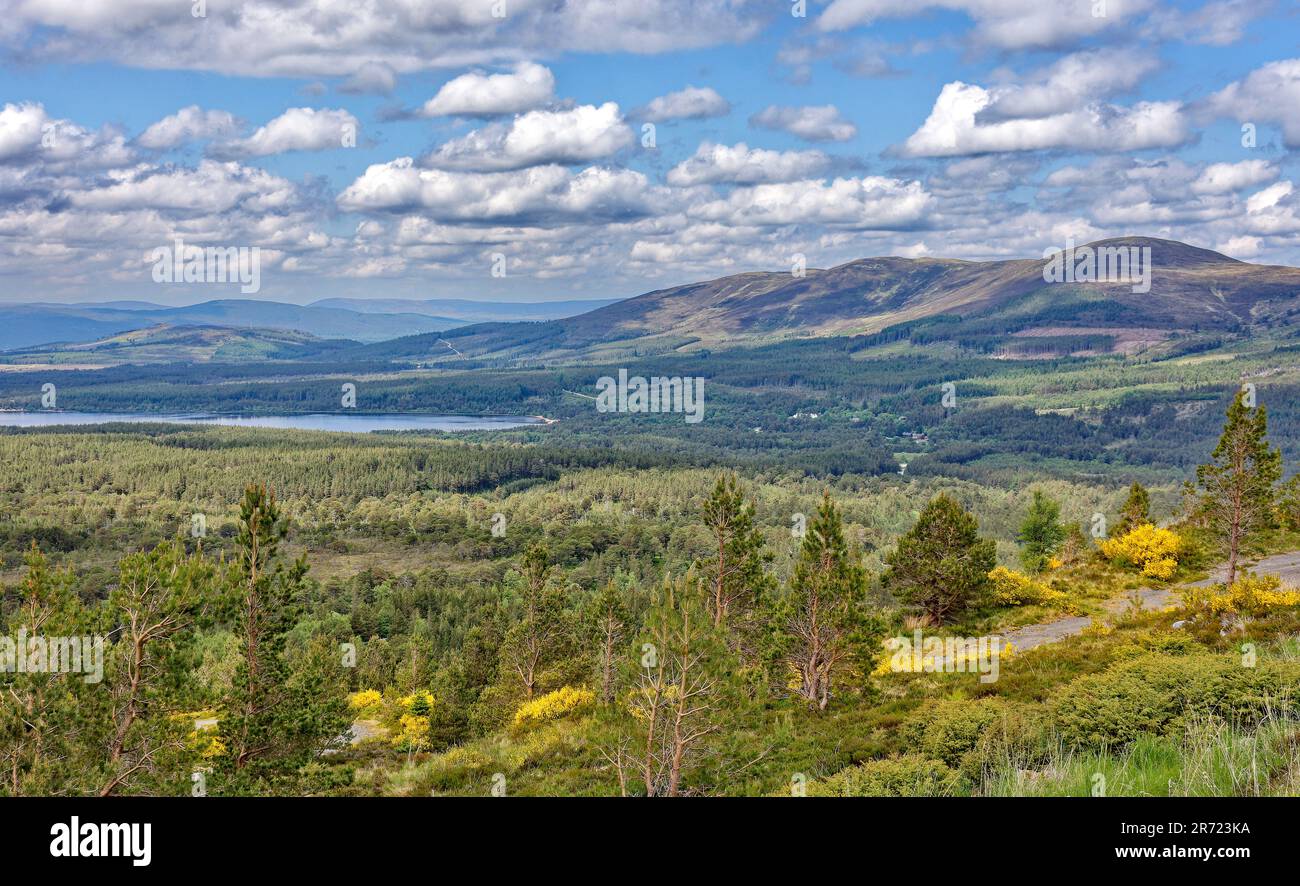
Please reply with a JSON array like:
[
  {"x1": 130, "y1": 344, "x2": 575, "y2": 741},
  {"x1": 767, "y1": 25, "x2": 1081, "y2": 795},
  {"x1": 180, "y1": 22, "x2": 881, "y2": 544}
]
[
  {"x1": 309, "y1": 297, "x2": 623, "y2": 322},
  {"x1": 0, "y1": 299, "x2": 465, "y2": 350}
]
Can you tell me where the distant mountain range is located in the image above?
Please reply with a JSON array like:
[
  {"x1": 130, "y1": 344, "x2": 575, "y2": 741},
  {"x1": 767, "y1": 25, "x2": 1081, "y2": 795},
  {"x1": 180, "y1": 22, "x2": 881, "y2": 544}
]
[
  {"x1": 7, "y1": 239, "x2": 1299, "y2": 364},
  {"x1": 378, "y1": 237, "x2": 1300, "y2": 364},
  {"x1": 308, "y1": 297, "x2": 621, "y2": 321},
  {"x1": 0, "y1": 296, "x2": 623, "y2": 351},
  {"x1": 0, "y1": 324, "x2": 356, "y2": 365}
]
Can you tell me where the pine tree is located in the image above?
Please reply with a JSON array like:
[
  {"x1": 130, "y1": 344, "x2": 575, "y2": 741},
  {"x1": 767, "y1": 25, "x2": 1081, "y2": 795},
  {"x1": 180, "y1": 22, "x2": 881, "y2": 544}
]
[
  {"x1": 584, "y1": 578, "x2": 630, "y2": 705},
  {"x1": 776, "y1": 491, "x2": 873, "y2": 711},
  {"x1": 1019, "y1": 490, "x2": 1065, "y2": 572},
  {"x1": 1196, "y1": 391, "x2": 1282, "y2": 584},
  {"x1": 219, "y1": 484, "x2": 347, "y2": 792},
  {"x1": 1115, "y1": 482, "x2": 1151, "y2": 536},
  {"x1": 499, "y1": 544, "x2": 572, "y2": 701},
  {"x1": 623, "y1": 572, "x2": 734, "y2": 796},
  {"x1": 0, "y1": 545, "x2": 87, "y2": 795},
  {"x1": 883, "y1": 493, "x2": 996, "y2": 624},
  {"x1": 699, "y1": 472, "x2": 772, "y2": 630},
  {"x1": 99, "y1": 540, "x2": 215, "y2": 796}
]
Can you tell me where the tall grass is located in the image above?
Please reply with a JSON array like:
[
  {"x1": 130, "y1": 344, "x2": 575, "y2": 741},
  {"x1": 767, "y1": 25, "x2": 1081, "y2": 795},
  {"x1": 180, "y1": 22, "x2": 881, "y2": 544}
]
[{"x1": 981, "y1": 714, "x2": 1300, "y2": 797}]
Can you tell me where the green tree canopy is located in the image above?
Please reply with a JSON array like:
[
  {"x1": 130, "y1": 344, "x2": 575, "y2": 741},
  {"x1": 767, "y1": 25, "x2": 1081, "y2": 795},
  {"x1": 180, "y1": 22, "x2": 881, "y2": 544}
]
[
  {"x1": 884, "y1": 493, "x2": 996, "y2": 624},
  {"x1": 1019, "y1": 490, "x2": 1065, "y2": 573}
]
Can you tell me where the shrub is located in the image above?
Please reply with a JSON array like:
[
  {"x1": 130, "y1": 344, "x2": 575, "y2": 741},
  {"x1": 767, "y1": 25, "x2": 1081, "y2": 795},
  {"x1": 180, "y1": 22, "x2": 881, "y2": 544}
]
[
  {"x1": 378, "y1": 691, "x2": 436, "y2": 750},
  {"x1": 869, "y1": 635, "x2": 1016, "y2": 678},
  {"x1": 808, "y1": 755, "x2": 967, "y2": 797},
  {"x1": 392, "y1": 712, "x2": 431, "y2": 752},
  {"x1": 1098, "y1": 523, "x2": 1183, "y2": 580},
  {"x1": 174, "y1": 710, "x2": 225, "y2": 760},
  {"x1": 1051, "y1": 652, "x2": 1300, "y2": 750},
  {"x1": 347, "y1": 689, "x2": 383, "y2": 714},
  {"x1": 988, "y1": 566, "x2": 1077, "y2": 612},
  {"x1": 1181, "y1": 572, "x2": 1300, "y2": 618},
  {"x1": 399, "y1": 690, "x2": 435, "y2": 716},
  {"x1": 902, "y1": 698, "x2": 1049, "y2": 778},
  {"x1": 422, "y1": 745, "x2": 498, "y2": 793},
  {"x1": 1109, "y1": 629, "x2": 1199, "y2": 660},
  {"x1": 512, "y1": 686, "x2": 595, "y2": 730},
  {"x1": 902, "y1": 699, "x2": 1000, "y2": 768}
]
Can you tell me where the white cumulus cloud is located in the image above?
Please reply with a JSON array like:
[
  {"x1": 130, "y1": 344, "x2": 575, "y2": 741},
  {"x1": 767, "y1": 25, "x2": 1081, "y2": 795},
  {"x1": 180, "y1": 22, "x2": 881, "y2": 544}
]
[
  {"x1": 420, "y1": 62, "x2": 555, "y2": 117},
  {"x1": 690, "y1": 176, "x2": 930, "y2": 228},
  {"x1": 0, "y1": 101, "x2": 133, "y2": 169},
  {"x1": 422, "y1": 103, "x2": 633, "y2": 171},
  {"x1": 1203, "y1": 58, "x2": 1300, "y2": 147},
  {"x1": 137, "y1": 106, "x2": 240, "y2": 150},
  {"x1": 66, "y1": 159, "x2": 299, "y2": 215},
  {"x1": 338, "y1": 157, "x2": 654, "y2": 223},
  {"x1": 749, "y1": 105, "x2": 857, "y2": 142},
  {"x1": 667, "y1": 142, "x2": 831, "y2": 185},
  {"x1": 981, "y1": 49, "x2": 1160, "y2": 119},
  {"x1": 1191, "y1": 160, "x2": 1277, "y2": 196},
  {"x1": 213, "y1": 108, "x2": 359, "y2": 157},
  {"x1": 635, "y1": 86, "x2": 731, "y2": 122},
  {"x1": 899, "y1": 81, "x2": 1189, "y2": 157},
  {"x1": 0, "y1": 1, "x2": 768, "y2": 78},
  {"x1": 817, "y1": 0, "x2": 1155, "y2": 50}
]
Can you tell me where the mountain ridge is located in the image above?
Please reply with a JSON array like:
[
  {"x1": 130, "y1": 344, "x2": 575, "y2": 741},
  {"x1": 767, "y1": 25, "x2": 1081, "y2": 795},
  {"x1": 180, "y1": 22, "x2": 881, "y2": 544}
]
[
  {"x1": 7, "y1": 238, "x2": 1298, "y2": 363},
  {"x1": 379, "y1": 237, "x2": 1300, "y2": 364},
  {"x1": 0, "y1": 296, "x2": 628, "y2": 352}
]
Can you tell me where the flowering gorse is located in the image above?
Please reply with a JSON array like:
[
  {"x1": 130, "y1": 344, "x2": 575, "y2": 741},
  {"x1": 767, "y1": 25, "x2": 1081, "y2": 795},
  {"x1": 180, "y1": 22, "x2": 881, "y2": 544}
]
[
  {"x1": 347, "y1": 689, "x2": 383, "y2": 713},
  {"x1": 988, "y1": 566, "x2": 1076, "y2": 612},
  {"x1": 1098, "y1": 523, "x2": 1182, "y2": 580},
  {"x1": 513, "y1": 685, "x2": 595, "y2": 729},
  {"x1": 1182, "y1": 572, "x2": 1300, "y2": 617}
]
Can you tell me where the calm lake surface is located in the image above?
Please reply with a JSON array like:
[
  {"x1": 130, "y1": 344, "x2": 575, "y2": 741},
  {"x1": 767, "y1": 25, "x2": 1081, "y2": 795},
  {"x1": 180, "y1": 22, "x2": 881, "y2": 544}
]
[{"x1": 0, "y1": 411, "x2": 542, "y2": 433}]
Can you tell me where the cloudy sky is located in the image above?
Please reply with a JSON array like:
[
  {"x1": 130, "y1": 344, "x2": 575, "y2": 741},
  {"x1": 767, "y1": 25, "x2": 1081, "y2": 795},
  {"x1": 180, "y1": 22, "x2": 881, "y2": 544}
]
[{"x1": 1, "y1": 0, "x2": 1299, "y2": 304}]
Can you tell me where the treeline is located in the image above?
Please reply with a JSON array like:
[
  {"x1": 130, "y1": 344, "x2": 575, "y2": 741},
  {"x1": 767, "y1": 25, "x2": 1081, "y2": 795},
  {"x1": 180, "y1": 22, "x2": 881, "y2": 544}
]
[{"x1": 4, "y1": 325, "x2": 1298, "y2": 495}]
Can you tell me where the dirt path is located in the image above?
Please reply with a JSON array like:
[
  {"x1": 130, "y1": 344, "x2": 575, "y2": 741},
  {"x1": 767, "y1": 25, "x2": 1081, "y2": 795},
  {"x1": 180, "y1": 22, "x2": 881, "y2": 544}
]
[
  {"x1": 1001, "y1": 550, "x2": 1300, "y2": 652},
  {"x1": 348, "y1": 719, "x2": 386, "y2": 745}
]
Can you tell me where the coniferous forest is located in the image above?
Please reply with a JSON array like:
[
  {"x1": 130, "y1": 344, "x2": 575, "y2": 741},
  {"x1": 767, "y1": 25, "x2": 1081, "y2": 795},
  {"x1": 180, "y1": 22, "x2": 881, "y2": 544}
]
[{"x1": 4, "y1": 331, "x2": 1300, "y2": 800}]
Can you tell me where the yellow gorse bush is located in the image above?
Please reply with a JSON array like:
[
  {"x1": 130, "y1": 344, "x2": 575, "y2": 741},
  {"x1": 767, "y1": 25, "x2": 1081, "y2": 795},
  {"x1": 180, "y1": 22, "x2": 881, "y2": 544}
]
[
  {"x1": 348, "y1": 689, "x2": 383, "y2": 713},
  {"x1": 869, "y1": 639, "x2": 1016, "y2": 677},
  {"x1": 1182, "y1": 572, "x2": 1300, "y2": 617},
  {"x1": 376, "y1": 691, "x2": 435, "y2": 750},
  {"x1": 512, "y1": 686, "x2": 595, "y2": 729},
  {"x1": 1098, "y1": 523, "x2": 1182, "y2": 580},
  {"x1": 392, "y1": 712, "x2": 431, "y2": 751},
  {"x1": 987, "y1": 565, "x2": 1074, "y2": 610},
  {"x1": 399, "y1": 690, "x2": 435, "y2": 713}
]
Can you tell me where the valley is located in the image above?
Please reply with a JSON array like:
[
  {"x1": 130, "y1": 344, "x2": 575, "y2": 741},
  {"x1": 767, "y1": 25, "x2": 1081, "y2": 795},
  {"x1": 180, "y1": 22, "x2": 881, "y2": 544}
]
[{"x1": 4, "y1": 238, "x2": 1300, "y2": 798}]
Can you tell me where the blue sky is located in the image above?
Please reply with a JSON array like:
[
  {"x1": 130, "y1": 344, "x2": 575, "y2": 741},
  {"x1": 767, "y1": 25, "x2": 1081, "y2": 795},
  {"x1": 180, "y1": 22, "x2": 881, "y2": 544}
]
[{"x1": 1, "y1": 0, "x2": 1298, "y2": 305}]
